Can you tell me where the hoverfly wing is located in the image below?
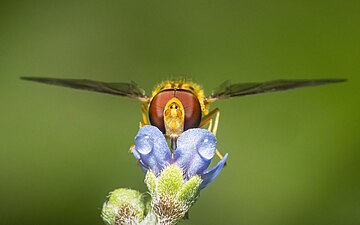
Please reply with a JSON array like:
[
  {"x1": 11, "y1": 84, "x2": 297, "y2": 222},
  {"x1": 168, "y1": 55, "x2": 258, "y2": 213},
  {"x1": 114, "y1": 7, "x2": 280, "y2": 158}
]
[
  {"x1": 21, "y1": 77, "x2": 149, "y2": 102},
  {"x1": 206, "y1": 79, "x2": 346, "y2": 101}
]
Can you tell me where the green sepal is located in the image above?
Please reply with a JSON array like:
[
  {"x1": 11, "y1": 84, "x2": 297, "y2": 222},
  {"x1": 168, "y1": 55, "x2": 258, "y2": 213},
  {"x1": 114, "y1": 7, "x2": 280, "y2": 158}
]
[
  {"x1": 157, "y1": 165, "x2": 183, "y2": 197},
  {"x1": 178, "y1": 175, "x2": 201, "y2": 208},
  {"x1": 144, "y1": 170, "x2": 157, "y2": 197}
]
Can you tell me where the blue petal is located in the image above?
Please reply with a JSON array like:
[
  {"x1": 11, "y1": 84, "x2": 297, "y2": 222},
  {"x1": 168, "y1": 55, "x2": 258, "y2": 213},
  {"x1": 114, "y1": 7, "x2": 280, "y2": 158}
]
[
  {"x1": 132, "y1": 147, "x2": 140, "y2": 160},
  {"x1": 174, "y1": 128, "x2": 217, "y2": 178},
  {"x1": 132, "y1": 148, "x2": 149, "y2": 173},
  {"x1": 200, "y1": 153, "x2": 228, "y2": 189},
  {"x1": 133, "y1": 125, "x2": 171, "y2": 175}
]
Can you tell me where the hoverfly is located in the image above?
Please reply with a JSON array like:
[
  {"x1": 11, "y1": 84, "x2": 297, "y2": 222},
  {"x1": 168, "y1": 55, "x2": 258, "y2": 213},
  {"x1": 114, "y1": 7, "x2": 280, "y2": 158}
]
[{"x1": 21, "y1": 77, "x2": 345, "y2": 158}]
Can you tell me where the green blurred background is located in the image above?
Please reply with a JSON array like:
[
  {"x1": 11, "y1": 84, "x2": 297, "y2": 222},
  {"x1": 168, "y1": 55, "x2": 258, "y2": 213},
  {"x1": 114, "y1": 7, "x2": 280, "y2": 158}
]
[{"x1": 0, "y1": 0, "x2": 359, "y2": 224}]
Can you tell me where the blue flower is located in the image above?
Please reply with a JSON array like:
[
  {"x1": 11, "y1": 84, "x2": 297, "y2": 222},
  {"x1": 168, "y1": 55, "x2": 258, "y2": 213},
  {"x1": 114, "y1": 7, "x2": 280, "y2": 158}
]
[{"x1": 132, "y1": 125, "x2": 228, "y2": 189}]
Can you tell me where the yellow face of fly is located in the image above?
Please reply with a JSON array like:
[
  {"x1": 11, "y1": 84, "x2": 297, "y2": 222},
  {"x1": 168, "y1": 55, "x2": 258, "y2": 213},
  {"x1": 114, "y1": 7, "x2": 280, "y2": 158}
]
[{"x1": 163, "y1": 97, "x2": 185, "y2": 139}]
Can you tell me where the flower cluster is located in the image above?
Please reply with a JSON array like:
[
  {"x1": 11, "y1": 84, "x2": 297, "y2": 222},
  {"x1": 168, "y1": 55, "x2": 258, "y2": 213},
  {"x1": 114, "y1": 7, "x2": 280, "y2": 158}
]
[
  {"x1": 132, "y1": 126, "x2": 228, "y2": 190},
  {"x1": 102, "y1": 125, "x2": 228, "y2": 225}
]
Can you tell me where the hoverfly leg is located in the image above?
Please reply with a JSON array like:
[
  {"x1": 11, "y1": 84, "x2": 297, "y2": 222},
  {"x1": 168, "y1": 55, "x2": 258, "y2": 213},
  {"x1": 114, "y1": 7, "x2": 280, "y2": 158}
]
[
  {"x1": 216, "y1": 149, "x2": 224, "y2": 159},
  {"x1": 200, "y1": 108, "x2": 219, "y2": 132},
  {"x1": 208, "y1": 119, "x2": 213, "y2": 132},
  {"x1": 199, "y1": 116, "x2": 210, "y2": 127},
  {"x1": 129, "y1": 144, "x2": 135, "y2": 153},
  {"x1": 141, "y1": 104, "x2": 149, "y2": 125},
  {"x1": 130, "y1": 145, "x2": 144, "y2": 167},
  {"x1": 199, "y1": 117, "x2": 212, "y2": 130},
  {"x1": 210, "y1": 108, "x2": 220, "y2": 136},
  {"x1": 139, "y1": 104, "x2": 149, "y2": 128},
  {"x1": 200, "y1": 108, "x2": 225, "y2": 162},
  {"x1": 216, "y1": 148, "x2": 227, "y2": 167},
  {"x1": 200, "y1": 108, "x2": 220, "y2": 135}
]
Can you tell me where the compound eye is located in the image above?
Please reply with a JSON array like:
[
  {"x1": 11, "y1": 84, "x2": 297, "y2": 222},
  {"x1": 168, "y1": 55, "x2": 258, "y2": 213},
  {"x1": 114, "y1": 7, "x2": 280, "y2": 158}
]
[
  {"x1": 148, "y1": 90, "x2": 175, "y2": 133},
  {"x1": 174, "y1": 91, "x2": 202, "y2": 131}
]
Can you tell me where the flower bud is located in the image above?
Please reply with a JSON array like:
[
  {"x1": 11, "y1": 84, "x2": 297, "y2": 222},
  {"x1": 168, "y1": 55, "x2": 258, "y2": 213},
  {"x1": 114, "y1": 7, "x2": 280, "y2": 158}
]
[{"x1": 102, "y1": 188, "x2": 146, "y2": 225}]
